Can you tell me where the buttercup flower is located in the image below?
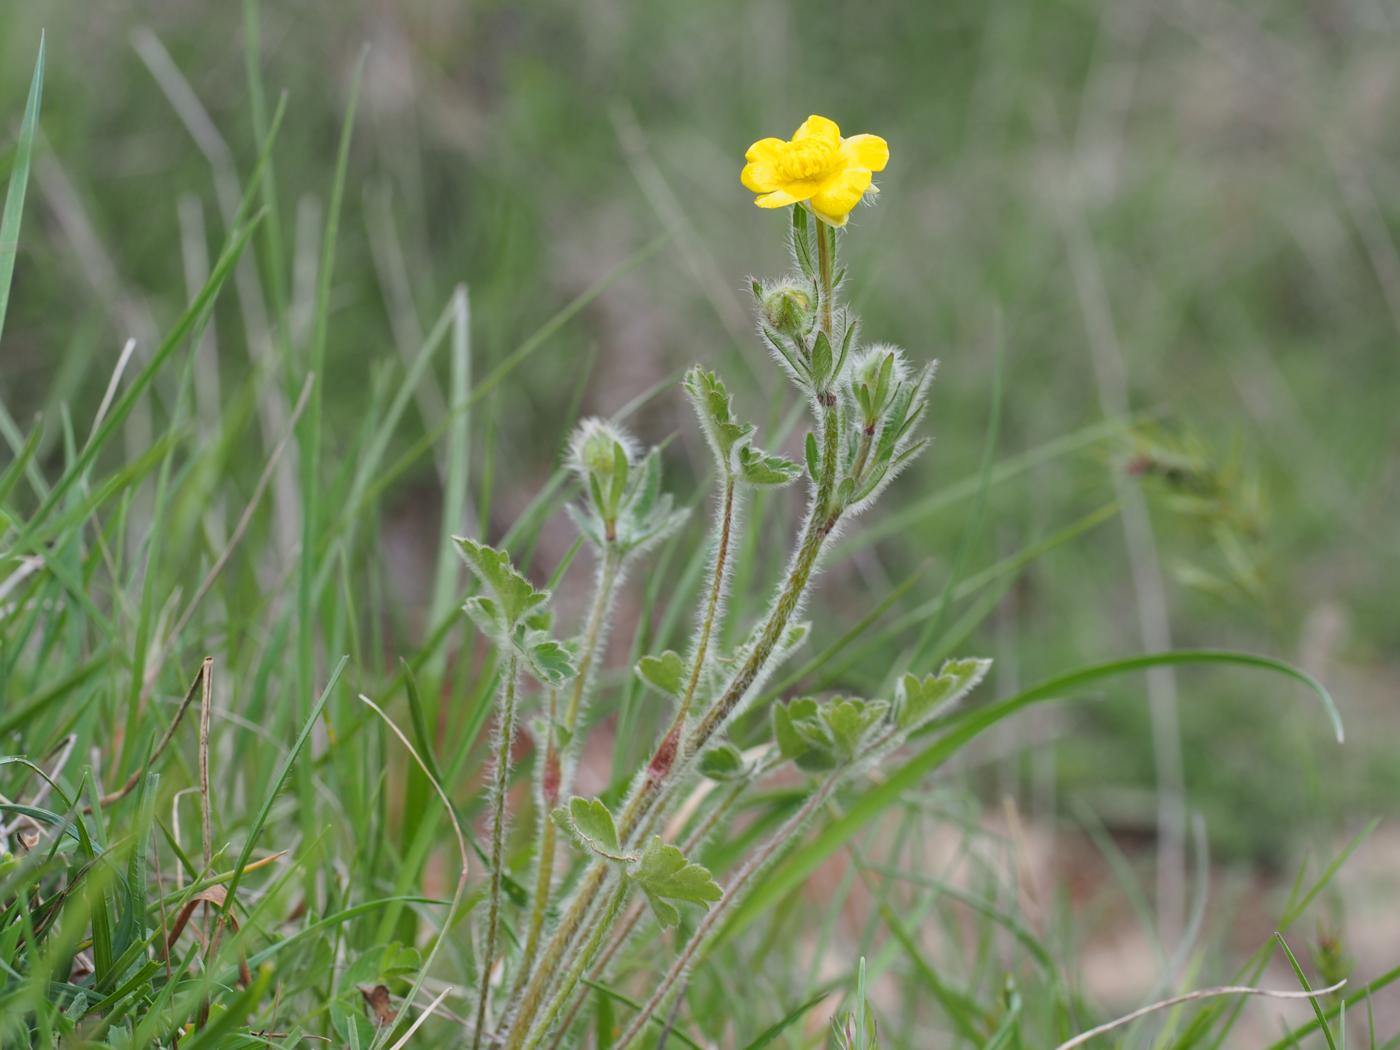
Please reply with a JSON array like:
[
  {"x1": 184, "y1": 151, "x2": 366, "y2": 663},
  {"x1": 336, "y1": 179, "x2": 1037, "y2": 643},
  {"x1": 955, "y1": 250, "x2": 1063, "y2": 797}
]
[{"x1": 741, "y1": 114, "x2": 889, "y2": 227}]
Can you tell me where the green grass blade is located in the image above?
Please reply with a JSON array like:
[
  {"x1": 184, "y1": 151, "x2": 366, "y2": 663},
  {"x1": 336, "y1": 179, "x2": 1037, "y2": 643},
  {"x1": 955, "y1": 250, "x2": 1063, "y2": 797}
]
[
  {"x1": 0, "y1": 32, "x2": 43, "y2": 343},
  {"x1": 1274, "y1": 932, "x2": 1338, "y2": 1050},
  {"x1": 221, "y1": 653, "x2": 348, "y2": 920},
  {"x1": 740, "y1": 991, "x2": 829, "y2": 1049}
]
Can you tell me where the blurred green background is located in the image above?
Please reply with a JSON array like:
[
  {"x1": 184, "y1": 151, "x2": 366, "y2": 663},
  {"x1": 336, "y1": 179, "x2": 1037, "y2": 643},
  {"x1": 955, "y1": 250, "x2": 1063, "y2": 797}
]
[{"x1": 2, "y1": 0, "x2": 1397, "y2": 1035}]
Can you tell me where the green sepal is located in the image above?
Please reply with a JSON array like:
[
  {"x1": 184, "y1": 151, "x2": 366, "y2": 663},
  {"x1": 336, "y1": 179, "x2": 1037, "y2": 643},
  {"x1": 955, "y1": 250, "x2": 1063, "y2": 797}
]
[
  {"x1": 760, "y1": 325, "x2": 809, "y2": 386},
  {"x1": 790, "y1": 205, "x2": 815, "y2": 278},
  {"x1": 811, "y1": 330, "x2": 833, "y2": 389}
]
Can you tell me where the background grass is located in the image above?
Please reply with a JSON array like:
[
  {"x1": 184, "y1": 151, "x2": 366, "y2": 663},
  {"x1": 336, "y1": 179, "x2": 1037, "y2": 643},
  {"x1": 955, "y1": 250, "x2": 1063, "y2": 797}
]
[{"x1": 1, "y1": 1, "x2": 1397, "y2": 1046}]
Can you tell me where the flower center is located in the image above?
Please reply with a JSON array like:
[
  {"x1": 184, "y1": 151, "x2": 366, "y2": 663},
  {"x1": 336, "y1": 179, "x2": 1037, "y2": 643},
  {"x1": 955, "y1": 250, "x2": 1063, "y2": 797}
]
[{"x1": 774, "y1": 138, "x2": 836, "y2": 182}]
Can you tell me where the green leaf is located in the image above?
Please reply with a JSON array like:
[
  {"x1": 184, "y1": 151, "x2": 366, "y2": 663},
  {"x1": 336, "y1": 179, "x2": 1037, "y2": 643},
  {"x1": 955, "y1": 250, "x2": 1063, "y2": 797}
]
[
  {"x1": 557, "y1": 796, "x2": 627, "y2": 861},
  {"x1": 821, "y1": 697, "x2": 889, "y2": 761},
  {"x1": 523, "y1": 636, "x2": 578, "y2": 685},
  {"x1": 453, "y1": 537, "x2": 547, "y2": 626},
  {"x1": 761, "y1": 325, "x2": 807, "y2": 383},
  {"x1": 698, "y1": 743, "x2": 748, "y2": 782},
  {"x1": 790, "y1": 204, "x2": 815, "y2": 277},
  {"x1": 893, "y1": 657, "x2": 992, "y2": 732},
  {"x1": 565, "y1": 501, "x2": 606, "y2": 549},
  {"x1": 805, "y1": 431, "x2": 821, "y2": 481},
  {"x1": 719, "y1": 648, "x2": 1346, "y2": 945},
  {"x1": 833, "y1": 318, "x2": 857, "y2": 385},
  {"x1": 608, "y1": 440, "x2": 631, "y2": 512},
  {"x1": 738, "y1": 446, "x2": 802, "y2": 487},
  {"x1": 777, "y1": 621, "x2": 811, "y2": 658},
  {"x1": 811, "y1": 330, "x2": 833, "y2": 387},
  {"x1": 742, "y1": 992, "x2": 830, "y2": 1050},
  {"x1": 628, "y1": 448, "x2": 662, "y2": 518},
  {"x1": 636, "y1": 649, "x2": 687, "y2": 696},
  {"x1": 629, "y1": 835, "x2": 722, "y2": 927},
  {"x1": 0, "y1": 34, "x2": 43, "y2": 346},
  {"x1": 683, "y1": 367, "x2": 754, "y2": 467},
  {"x1": 773, "y1": 696, "x2": 887, "y2": 771},
  {"x1": 771, "y1": 697, "x2": 819, "y2": 762},
  {"x1": 462, "y1": 595, "x2": 506, "y2": 642}
]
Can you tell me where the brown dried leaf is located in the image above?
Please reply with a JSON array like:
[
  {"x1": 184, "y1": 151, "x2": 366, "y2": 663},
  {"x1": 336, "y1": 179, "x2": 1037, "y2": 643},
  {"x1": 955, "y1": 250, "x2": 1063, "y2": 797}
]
[{"x1": 361, "y1": 985, "x2": 396, "y2": 1027}]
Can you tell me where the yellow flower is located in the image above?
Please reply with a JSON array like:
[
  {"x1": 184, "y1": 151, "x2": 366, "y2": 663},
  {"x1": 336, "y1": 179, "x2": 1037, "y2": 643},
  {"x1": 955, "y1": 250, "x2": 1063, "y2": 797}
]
[{"x1": 741, "y1": 114, "x2": 889, "y2": 227}]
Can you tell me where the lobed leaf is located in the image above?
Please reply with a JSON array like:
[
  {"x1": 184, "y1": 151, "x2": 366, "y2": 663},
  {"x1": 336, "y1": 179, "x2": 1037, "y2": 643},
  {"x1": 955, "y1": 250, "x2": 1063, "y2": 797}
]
[
  {"x1": 453, "y1": 536, "x2": 547, "y2": 626},
  {"x1": 636, "y1": 649, "x2": 687, "y2": 696},
  {"x1": 555, "y1": 796, "x2": 626, "y2": 861},
  {"x1": 893, "y1": 657, "x2": 993, "y2": 732},
  {"x1": 738, "y1": 446, "x2": 803, "y2": 487},
  {"x1": 629, "y1": 835, "x2": 723, "y2": 927},
  {"x1": 698, "y1": 742, "x2": 749, "y2": 782}
]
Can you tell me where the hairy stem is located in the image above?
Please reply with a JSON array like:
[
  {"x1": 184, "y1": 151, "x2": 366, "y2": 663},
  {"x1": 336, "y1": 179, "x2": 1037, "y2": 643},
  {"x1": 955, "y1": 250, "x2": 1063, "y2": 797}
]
[
  {"x1": 504, "y1": 219, "x2": 844, "y2": 1049},
  {"x1": 817, "y1": 219, "x2": 834, "y2": 337},
  {"x1": 614, "y1": 774, "x2": 842, "y2": 1048},
  {"x1": 511, "y1": 546, "x2": 622, "y2": 1010},
  {"x1": 472, "y1": 651, "x2": 521, "y2": 1050},
  {"x1": 516, "y1": 687, "x2": 560, "y2": 993},
  {"x1": 543, "y1": 765, "x2": 762, "y2": 1050},
  {"x1": 562, "y1": 545, "x2": 622, "y2": 733},
  {"x1": 522, "y1": 876, "x2": 629, "y2": 1050},
  {"x1": 650, "y1": 475, "x2": 736, "y2": 775}
]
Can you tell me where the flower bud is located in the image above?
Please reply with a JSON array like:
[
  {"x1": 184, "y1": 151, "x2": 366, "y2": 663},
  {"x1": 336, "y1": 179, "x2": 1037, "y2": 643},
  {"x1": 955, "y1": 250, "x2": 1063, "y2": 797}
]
[
  {"x1": 758, "y1": 278, "x2": 814, "y2": 337},
  {"x1": 848, "y1": 344, "x2": 909, "y2": 426},
  {"x1": 567, "y1": 418, "x2": 638, "y2": 483}
]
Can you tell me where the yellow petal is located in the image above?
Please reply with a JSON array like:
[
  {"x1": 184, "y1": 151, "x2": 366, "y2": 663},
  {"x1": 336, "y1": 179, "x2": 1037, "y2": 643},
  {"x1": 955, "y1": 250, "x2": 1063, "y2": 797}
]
[
  {"x1": 755, "y1": 188, "x2": 803, "y2": 209},
  {"x1": 841, "y1": 133, "x2": 889, "y2": 172},
  {"x1": 793, "y1": 114, "x2": 841, "y2": 147},
  {"x1": 808, "y1": 204, "x2": 848, "y2": 228},
  {"x1": 741, "y1": 160, "x2": 778, "y2": 192},
  {"x1": 745, "y1": 137, "x2": 785, "y2": 163},
  {"x1": 809, "y1": 168, "x2": 872, "y2": 225}
]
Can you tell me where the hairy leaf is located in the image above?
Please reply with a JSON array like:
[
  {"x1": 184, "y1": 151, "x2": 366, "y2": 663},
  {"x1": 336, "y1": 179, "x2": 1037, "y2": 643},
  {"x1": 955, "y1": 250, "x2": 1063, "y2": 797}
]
[
  {"x1": 698, "y1": 743, "x2": 748, "y2": 782},
  {"x1": 453, "y1": 537, "x2": 547, "y2": 626},
  {"x1": 893, "y1": 657, "x2": 992, "y2": 732},
  {"x1": 738, "y1": 446, "x2": 802, "y2": 487},
  {"x1": 629, "y1": 835, "x2": 722, "y2": 927},
  {"x1": 636, "y1": 649, "x2": 687, "y2": 696}
]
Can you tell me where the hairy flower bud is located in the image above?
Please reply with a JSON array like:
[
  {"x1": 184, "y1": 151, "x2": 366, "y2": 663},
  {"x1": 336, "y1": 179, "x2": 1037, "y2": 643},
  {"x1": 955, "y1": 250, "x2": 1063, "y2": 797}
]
[
  {"x1": 568, "y1": 418, "x2": 637, "y2": 483},
  {"x1": 757, "y1": 277, "x2": 815, "y2": 338},
  {"x1": 848, "y1": 343, "x2": 909, "y2": 427}
]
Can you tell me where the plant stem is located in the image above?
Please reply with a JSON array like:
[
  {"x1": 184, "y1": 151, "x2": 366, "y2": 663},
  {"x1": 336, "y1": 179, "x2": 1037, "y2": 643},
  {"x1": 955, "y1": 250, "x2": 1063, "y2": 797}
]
[
  {"x1": 521, "y1": 875, "x2": 629, "y2": 1050},
  {"x1": 543, "y1": 763, "x2": 764, "y2": 1050},
  {"x1": 505, "y1": 219, "x2": 844, "y2": 1050},
  {"x1": 517, "y1": 687, "x2": 560, "y2": 992},
  {"x1": 614, "y1": 773, "x2": 842, "y2": 1049},
  {"x1": 512, "y1": 545, "x2": 622, "y2": 1005},
  {"x1": 684, "y1": 397, "x2": 840, "y2": 755},
  {"x1": 816, "y1": 219, "x2": 834, "y2": 337},
  {"x1": 472, "y1": 651, "x2": 521, "y2": 1050},
  {"x1": 650, "y1": 475, "x2": 736, "y2": 774},
  {"x1": 562, "y1": 544, "x2": 622, "y2": 733}
]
